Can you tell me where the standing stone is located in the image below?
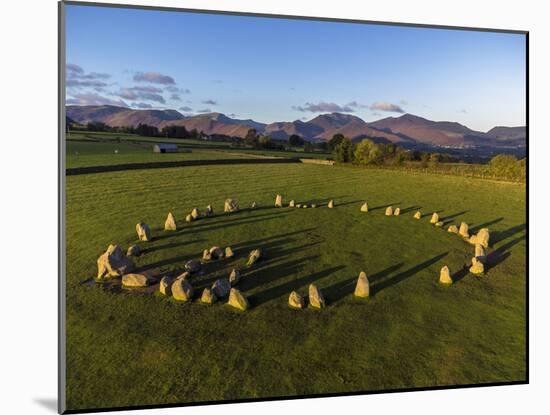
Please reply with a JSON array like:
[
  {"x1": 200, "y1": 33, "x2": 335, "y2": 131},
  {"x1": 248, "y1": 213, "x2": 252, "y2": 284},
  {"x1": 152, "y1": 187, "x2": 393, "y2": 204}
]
[
  {"x1": 127, "y1": 245, "x2": 141, "y2": 257},
  {"x1": 122, "y1": 272, "x2": 152, "y2": 288},
  {"x1": 227, "y1": 288, "x2": 249, "y2": 311},
  {"x1": 327, "y1": 200, "x2": 334, "y2": 209},
  {"x1": 435, "y1": 221, "x2": 444, "y2": 227},
  {"x1": 209, "y1": 246, "x2": 224, "y2": 259},
  {"x1": 205, "y1": 205, "x2": 214, "y2": 216},
  {"x1": 136, "y1": 222, "x2": 151, "y2": 241},
  {"x1": 360, "y1": 202, "x2": 369, "y2": 212},
  {"x1": 247, "y1": 249, "x2": 262, "y2": 266},
  {"x1": 394, "y1": 208, "x2": 401, "y2": 216},
  {"x1": 97, "y1": 244, "x2": 134, "y2": 280},
  {"x1": 191, "y1": 208, "x2": 200, "y2": 220},
  {"x1": 439, "y1": 265, "x2": 453, "y2": 284},
  {"x1": 275, "y1": 194, "x2": 283, "y2": 207},
  {"x1": 308, "y1": 284, "x2": 325, "y2": 309},
  {"x1": 459, "y1": 222, "x2": 470, "y2": 238},
  {"x1": 414, "y1": 211, "x2": 422, "y2": 219},
  {"x1": 159, "y1": 276, "x2": 172, "y2": 295},
  {"x1": 225, "y1": 246, "x2": 234, "y2": 258},
  {"x1": 473, "y1": 228, "x2": 490, "y2": 248},
  {"x1": 202, "y1": 249, "x2": 212, "y2": 261},
  {"x1": 224, "y1": 198, "x2": 239, "y2": 213},
  {"x1": 385, "y1": 206, "x2": 393, "y2": 216},
  {"x1": 288, "y1": 291, "x2": 305, "y2": 309},
  {"x1": 185, "y1": 214, "x2": 193, "y2": 223},
  {"x1": 211, "y1": 278, "x2": 231, "y2": 298},
  {"x1": 200, "y1": 287, "x2": 217, "y2": 304},
  {"x1": 475, "y1": 244, "x2": 487, "y2": 263},
  {"x1": 302, "y1": 205, "x2": 308, "y2": 209},
  {"x1": 164, "y1": 212, "x2": 177, "y2": 231},
  {"x1": 296, "y1": 204, "x2": 302, "y2": 208},
  {"x1": 175, "y1": 271, "x2": 190, "y2": 281},
  {"x1": 229, "y1": 269, "x2": 241, "y2": 286},
  {"x1": 354, "y1": 271, "x2": 370, "y2": 298},
  {"x1": 447, "y1": 225, "x2": 459, "y2": 234},
  {"x1": 172, "y1": 278, "x2": 194, "y2": 301},
  {"x1": 311, "y1": 204, "x2": 317, "y2": 208},
  {"x1": 251, "y1": 201, "x2": 257, "y2": 209},
  {"x1": 430, "y1": 213, "x2": 439, "y2": 224},
  {"x1": 184, "y1": 259, "x2": 201, "y2": 273},
  {"x1": 469, "y1": 257, "x2": 485, "y2": 275},
  {"x1": 289, "y1": 200, "x2": 296, "y2": 208}
]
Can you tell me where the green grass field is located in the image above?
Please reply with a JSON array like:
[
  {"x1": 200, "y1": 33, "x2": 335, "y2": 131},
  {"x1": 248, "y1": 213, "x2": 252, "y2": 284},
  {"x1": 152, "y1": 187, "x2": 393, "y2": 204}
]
[{"x1": 65, "y1": 160, "x2": 526, "y2": 411}]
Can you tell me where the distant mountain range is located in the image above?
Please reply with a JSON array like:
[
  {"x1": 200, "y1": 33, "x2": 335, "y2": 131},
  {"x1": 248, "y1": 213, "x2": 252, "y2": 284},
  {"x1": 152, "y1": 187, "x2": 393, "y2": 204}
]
[{"x1": 66, "y1": 105, "x2": 526, "y2": 149}]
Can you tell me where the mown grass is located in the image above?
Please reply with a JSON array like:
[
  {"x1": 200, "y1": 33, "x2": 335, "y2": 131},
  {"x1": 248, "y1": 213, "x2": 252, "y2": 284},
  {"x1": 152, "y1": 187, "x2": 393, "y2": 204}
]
[{"x1": 65, "y1": 163, "x2": 526, "y2": 411}]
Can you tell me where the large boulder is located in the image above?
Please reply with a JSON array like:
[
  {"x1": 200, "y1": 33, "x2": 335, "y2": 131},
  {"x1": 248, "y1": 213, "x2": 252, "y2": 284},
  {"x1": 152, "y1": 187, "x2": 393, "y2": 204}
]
[
  {"x1": 288, "y1": 291, "x2": 305, "y2": 309},
  {"x1": 246, "y1": 249, "x2": 262, "y2": 266},
  {"x1": 224, "y1": 198, "x2": 239, "y2": 213},
  {"x1": 414, "y1": 211, "x2": 422, "y2": 219},
  {"x1": 172, "y1": 278, "x2": 194, "y2": 301},
  {"x1": 394, "y1": 207, "x2": 401, "y2": 216},
  {"x1": 327, "y1": 200, "x2": 334, "y2": 209},
  {"x1": 475, "y1": 244, "x2": 487, "y2": 263},
  {"x1": 209, "y1": 246, "x2": 224, "y2": 259},
  {"x1": 469, "y1": 228, "x2": 490, "y2": 248},
  {"x1": 469, "y1": 257, "x2": 485, "y2": 275},
  {"x1": 122, "y1": 272, "x2": 153, "y2": 288},
  {"x1": 225, "y1": 246, "x2": 234, "y2": 258},
  {"x1": 354, "y1": 271, "x2": 370, "y2": 297},
  {"x1": 385, "y1": 206, "x2": 393, "y2": 216},
  {"x1": 205, "y1": 205, "x2": 214, "y2": 217},
  {"x1": 308, "y1": 284, "x2": 325, "y2": 309},
  {"x1": 200, "y1": 287, "x2": 217, "y2": 305},
  {"x1": 191, "y1": 208, "x2": 201, "y2": 220},
  {"x1": 447, "y1": 225, "x2": 459, "y2": 234},
  {"x1": 289, "y1": 200, "x2": 296, "y2": 208},
  {"x1": 439, "y1": 265, "x2": 453, "y2": 284},
  {"x1": 159, "y1": 276, "x2": 172, "y2": 295},
  {"x1": 164, "y1": 212, "x2": 177, "y2": 231},
  {"x1": 135, "y1": 222, "x2": 151, "y2": 241},
  {"x1": 97, "y1": 244, "x2": 134, "y2": 280},
  {"x1": 459, "y1": 222, "x2": 470, "y2": 238},
  {"x1": 360, "y1": 202, "x2": 369, "y2": 212},
  {"x1": 430, "y1": 213, "x2": 439, "y2": 224},
  {"x1": 127, "y1": 244, "x2": 141, "y2": 257},
  {"x1": 184, "y1": 259, "x2": 201, "y2": 273},
  {"x1": 227, "y1": 288, "x2": 249, "y2": 311},
  {"x1": 275, "y1": 194, "x2": 283, "y2": 207},
  {"x1": 229, "y1": 269, "x2": 241, "y2": 286},
  {"x1": 212, "y1": 278, "x2": 231, "y2": 298}
]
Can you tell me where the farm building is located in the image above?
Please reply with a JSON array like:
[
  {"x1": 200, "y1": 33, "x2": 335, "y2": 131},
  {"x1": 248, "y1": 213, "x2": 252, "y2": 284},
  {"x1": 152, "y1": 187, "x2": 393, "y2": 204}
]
[{"x1": 153, "y1": 144, "x2": 179, "y2": 153}]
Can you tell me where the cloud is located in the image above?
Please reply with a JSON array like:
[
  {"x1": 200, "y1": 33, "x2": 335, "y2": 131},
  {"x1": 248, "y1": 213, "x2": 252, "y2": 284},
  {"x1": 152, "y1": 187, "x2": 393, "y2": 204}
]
[
  {"x1": 170, "y1": 93, "x2": 181, "y2": 101},
  {"x1": 66, "y1": 92, "x2": 128, "y2": 107},
  {"x1": 66, "y1": 79, "x2": 109, "y2": 89},
  {"x1": 116, "y1": 86, "x2": 165, "y2": 104},
  {"x1": 460, "y1": 109, "x2": 468, "y2": 114},
  {"x1": 292, "y1": 101, "x2": 356, "y2": 113},
  {"x1": 179, "y1": 106, "x2": 193, "y2": 112},
  {"x1": 165, "y1": 85, "x2": 190, "y2": 94},
  {"x1": 133, "y1": 102, "x2": 153, "y2": 109},
  {"x1": 133, "y1": 71, "x2": 175, "y2": 85},
  {"x1": 66, "y1": 63, "x2": 84, "y2": 75},
  {"x1": 66, "y1": 64, "x2": 111, "y2": 92},
  {"x1": 196, "y1": 108, "x2": 212, "y2": 113},
  {"x1": 202, "y1": 99, "x2": 217, "y2": 105},
  {"x1": 369, "y1": 102, "x2": 405, "y2": 113}
]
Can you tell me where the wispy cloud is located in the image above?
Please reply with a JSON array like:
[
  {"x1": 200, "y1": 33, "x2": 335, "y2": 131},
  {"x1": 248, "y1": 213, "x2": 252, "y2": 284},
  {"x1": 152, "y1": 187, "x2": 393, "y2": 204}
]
[
  {"x1": 292, "y1": 101, "x2": 356, "y2": 113},
  {"x1": 196, "y1": 108, "x2": 212, "y2": 113},
  {"x1": 66, "y1": 92, "x2": 128, "y2": 107},
  {"x1": 66, "y1": 63, "x2": 111, "y2": 90},
  {"x1": 202, "y1": 99, "x2": 217, "y2": 105},
  {"x1": 170, "y1": 93, "x2": 181, "y2": 101},
  {"x1": 179, "y1": 106, "x2": 193, "y2": 112},
  {"x1": 133, "y1": 102, "x2": 153, "y2": 109},
  {"x1": 165, "y1": 85, "x2": 190, "y2": 94},
  {"x1": 370, "y1": 102, "x2": 405, "y2": 113},
  {"x1": 115, "y1": 86, "x2": 165, "y2": 104},
  {"x1": 133, "y1": 71, "x2": 175, "y2": 85}
]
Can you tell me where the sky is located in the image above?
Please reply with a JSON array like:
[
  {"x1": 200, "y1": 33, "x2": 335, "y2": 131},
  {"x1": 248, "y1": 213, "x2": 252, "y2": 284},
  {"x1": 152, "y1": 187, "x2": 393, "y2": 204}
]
[{"x1": 65, "y1": 4, "x2": 526, "y2": 131}]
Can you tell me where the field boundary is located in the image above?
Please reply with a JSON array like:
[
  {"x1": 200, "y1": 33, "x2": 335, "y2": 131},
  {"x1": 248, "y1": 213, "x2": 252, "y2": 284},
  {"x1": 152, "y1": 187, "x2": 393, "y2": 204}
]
[{"x1": 65, "y1": 157, "x2": 301, "y2": 175}]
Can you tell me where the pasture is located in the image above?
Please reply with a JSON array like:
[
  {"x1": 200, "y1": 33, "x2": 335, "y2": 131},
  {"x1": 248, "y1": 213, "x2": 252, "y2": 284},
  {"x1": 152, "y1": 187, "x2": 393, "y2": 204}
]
[{"x1": 64, "y1": 155, "x2": 526, "y2": 410}]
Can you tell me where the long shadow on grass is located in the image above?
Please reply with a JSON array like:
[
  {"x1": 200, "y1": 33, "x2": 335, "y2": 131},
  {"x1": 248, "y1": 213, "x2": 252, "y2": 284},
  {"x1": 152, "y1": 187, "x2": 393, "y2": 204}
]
[
  {"x1": 491, "y1": 223, "x2": 526, "y2": 244},
  {"x1": 401, "y1": 205, "x2": 421, "y2": 214},
  {"x1": 231, "y1": 228, "x2": 317, "y2": 251},
  {"x1": 323, "y1": 263, "x2": 404, "y2": 303},
  {"x1": 141, "y1": 238, "x2": 206, "y2": 255},
  {"x1": 372, "y1": 252, "x2": 448, "y2": 294},
  {"x1": 369, "y1": 202, "x2": 402, "y2": 211},
  {"x1": 249, "y1": 263, "x2": 344, "y2": 307},
  {"x1": 441, "y1": 210, "x2": 468, "y2": 224},
  {"x1": 485, "y1": 234, "x2": 526, "y2": 272},
  {"x1": 336, "y1": 199, "x2": 367, "y2": 207},
  {"x1": 469, "y1": 217, "x2": 504, "y2": 234}
]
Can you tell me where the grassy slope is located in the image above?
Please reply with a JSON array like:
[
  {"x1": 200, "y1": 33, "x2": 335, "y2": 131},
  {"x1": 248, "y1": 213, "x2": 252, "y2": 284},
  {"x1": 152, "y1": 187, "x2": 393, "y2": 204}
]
[{"x1": 65, "y1": 164, "x2": 526, "y2": 411}]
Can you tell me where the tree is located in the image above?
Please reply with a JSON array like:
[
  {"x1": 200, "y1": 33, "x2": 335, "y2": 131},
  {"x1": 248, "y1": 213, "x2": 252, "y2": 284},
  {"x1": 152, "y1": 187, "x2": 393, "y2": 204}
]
[
  {"x1": 329, "y1": 134, "x2": 345, "y2": 151},
  {"x1": 244, "y1": 128, "x2": 258, "y2": 146},
  {"x1": 304, "y1": 142, "x2": 314, "y2": 152},
  {"x1": 333, "y1": 137, "x2": 354, "y2": 163},
  {"x1": 289, "y1": 134, "x2": 305, "y2": 146}
]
